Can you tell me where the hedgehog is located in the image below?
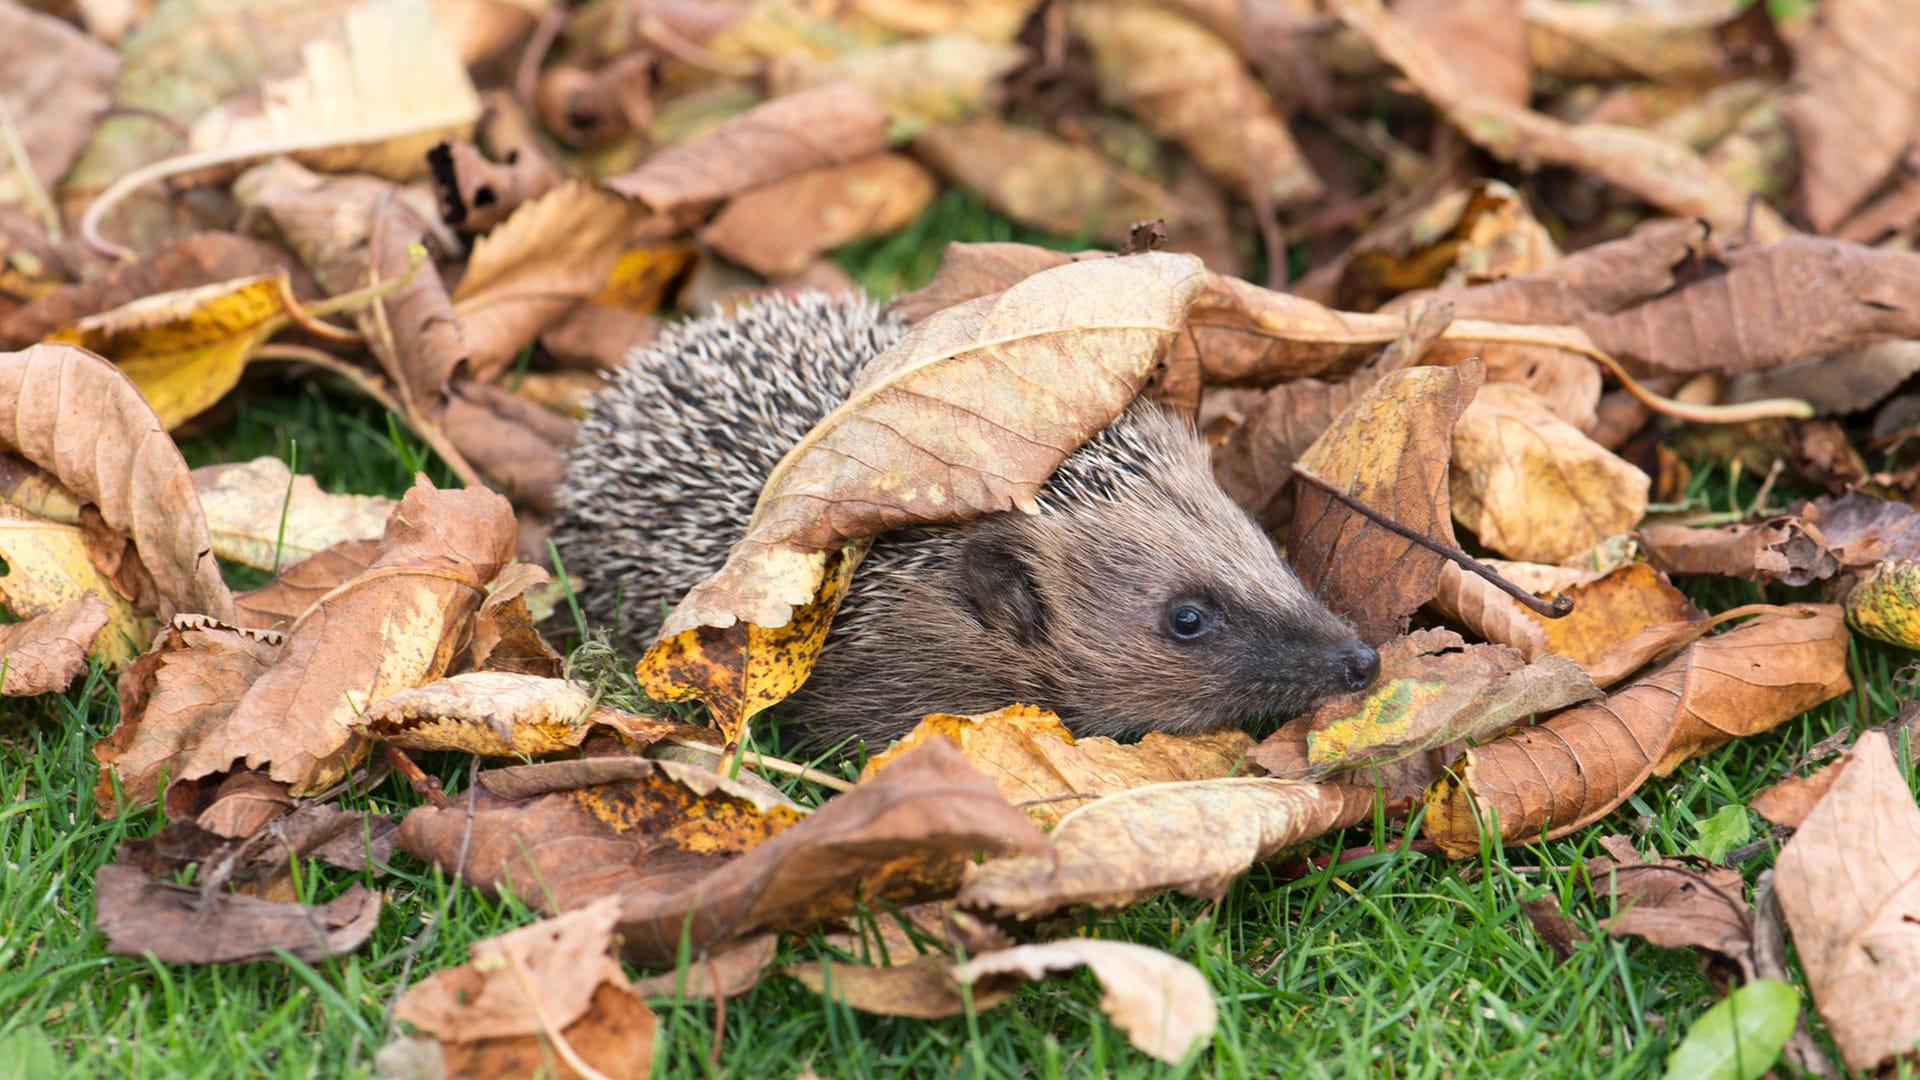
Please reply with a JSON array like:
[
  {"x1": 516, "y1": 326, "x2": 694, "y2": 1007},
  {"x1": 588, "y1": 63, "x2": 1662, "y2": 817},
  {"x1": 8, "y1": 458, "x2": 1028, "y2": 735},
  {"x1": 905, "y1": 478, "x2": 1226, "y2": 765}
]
[{"x1": 552, "y1": 292, "x2": 1380, "y2": 753}]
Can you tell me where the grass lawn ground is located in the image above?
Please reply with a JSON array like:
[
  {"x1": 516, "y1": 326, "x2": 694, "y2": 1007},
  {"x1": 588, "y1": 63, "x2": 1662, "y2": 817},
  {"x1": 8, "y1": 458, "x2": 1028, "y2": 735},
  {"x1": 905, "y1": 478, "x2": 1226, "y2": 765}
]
[{"x1": 2, "y1": 192, "x2": 1913, "y2": 1079}]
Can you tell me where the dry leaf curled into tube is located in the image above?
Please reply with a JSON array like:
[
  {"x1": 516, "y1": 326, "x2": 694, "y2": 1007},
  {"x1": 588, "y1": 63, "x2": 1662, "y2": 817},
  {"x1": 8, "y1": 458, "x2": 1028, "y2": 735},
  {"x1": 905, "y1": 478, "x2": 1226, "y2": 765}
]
[
  {"x1": 637, "y1": 253, "x2": 1206, "y2": 740},
  {"x1": 1424, "y1": 605, "x2": 1851, "y2": 857},
  {"x1": 1068, "y1": 0, "x2": 1321, "y2": 206},
  {"x1": 961, "y1": 776, "x2": 1376, "y2": 918},
  {"x1": 1775, "y1": 731, "x2": 1920, "y2": 1073},
  {"x1": 182, "y1": 480, "x2": 516, "y2": 796},
  {"x1": 609, "y1": 84, "x2": 890, "y2": 214},
  {"x1": 391, "y1": 898, "x2": 656, "y2": 1080},
  {"x1": 93, "y1": 863, "x2": 380, "y2": 965},
  {"x1": 0, "y1": 344, "x2": 231, "y2": 623},
  {"x1": 1449, "y1": 382, "x2": 1650, "y2": 564},
  {"x1": 193, "y1": 458, "x2": 393, "y2": 572},
  {"x1": 862, "y1": 704, "x2": 1253, "y2": 826},
  {"x1": 1289, "y1": 360, "x2": 1483, "y2": 645},
  {"x1": 1332, "y1": 0, "x2": 1787, "y2": 240},
  {"x1": 953, "y1": 940, "x2": 1216, "y2": 1065},
  {"x1": 401, "y1": 739, "x2": 1044, "y2": 967}
]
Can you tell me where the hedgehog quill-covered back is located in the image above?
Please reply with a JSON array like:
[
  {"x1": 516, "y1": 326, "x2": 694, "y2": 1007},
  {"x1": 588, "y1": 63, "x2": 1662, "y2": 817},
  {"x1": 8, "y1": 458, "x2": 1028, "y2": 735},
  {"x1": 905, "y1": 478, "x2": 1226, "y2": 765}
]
[{"x1": 553, "y1": 293, "x2": 1377, "y2": 751}]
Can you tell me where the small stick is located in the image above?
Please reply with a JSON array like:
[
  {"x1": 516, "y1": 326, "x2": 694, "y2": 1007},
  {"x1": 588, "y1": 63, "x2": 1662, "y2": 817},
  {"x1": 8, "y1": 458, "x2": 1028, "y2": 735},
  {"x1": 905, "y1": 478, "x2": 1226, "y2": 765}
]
[
  {"x1": 1291, "y1": 466, "x2": 1574, "y2": 619},
  {"x1": 380, "y1": 742, "x2": 452, "y2": 808}
]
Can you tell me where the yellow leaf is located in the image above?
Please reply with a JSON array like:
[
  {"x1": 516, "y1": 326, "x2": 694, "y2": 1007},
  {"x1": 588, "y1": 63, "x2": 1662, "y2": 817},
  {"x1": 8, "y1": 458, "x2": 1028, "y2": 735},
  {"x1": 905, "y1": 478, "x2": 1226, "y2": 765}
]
[
  {"x1": 49, "y1": 276, "x2": 291, "y2": 430},
  {"x1": 1847, "y1": 561, "x2": 1920, "y2": 649},
  {"x1": 0, "y1": 502, "x2": 145, "y2": 663}
]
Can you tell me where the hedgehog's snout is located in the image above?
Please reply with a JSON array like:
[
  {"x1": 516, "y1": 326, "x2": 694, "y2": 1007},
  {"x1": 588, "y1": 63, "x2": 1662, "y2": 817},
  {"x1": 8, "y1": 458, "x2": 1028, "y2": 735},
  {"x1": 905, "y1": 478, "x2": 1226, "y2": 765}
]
[{"x1": 1335, "y1": 640, "x2": 1380, "y2": 692}]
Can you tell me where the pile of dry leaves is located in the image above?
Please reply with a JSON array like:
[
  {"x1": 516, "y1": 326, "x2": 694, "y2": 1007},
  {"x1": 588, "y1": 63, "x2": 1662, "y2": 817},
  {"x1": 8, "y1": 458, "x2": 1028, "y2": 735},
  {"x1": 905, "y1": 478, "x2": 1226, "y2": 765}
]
[{"x1": 10, "y1": 0, "x2": 1920, "y2": 1073}]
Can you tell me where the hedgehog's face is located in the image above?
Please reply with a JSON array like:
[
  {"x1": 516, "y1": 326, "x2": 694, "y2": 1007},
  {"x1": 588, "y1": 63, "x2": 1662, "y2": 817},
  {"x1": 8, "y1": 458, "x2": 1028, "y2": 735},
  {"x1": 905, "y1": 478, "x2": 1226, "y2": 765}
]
[{"x1": 958, "y1": 481, "x2": 1379, "y2": 739}]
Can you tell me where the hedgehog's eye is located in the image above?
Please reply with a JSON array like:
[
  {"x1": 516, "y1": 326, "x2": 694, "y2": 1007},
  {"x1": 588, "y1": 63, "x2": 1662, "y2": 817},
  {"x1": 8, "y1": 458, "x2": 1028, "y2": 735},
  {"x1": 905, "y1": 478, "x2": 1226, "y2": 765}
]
[{"x1": 1165, "y1": 603, "x2": 1213, "y2": 641}]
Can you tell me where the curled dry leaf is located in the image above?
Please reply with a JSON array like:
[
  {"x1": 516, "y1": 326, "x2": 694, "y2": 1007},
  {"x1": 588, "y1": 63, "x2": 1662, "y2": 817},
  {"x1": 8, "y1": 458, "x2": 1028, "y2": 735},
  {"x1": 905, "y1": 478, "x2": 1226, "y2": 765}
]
[
  {"x1": 360, "y1": 672, "x2": 685, "y2": 757},
  {"x1": 609, "y1": 84, "x2": 890, "y2": 213},
  {"x1": 1339, "y1": 181, "x2": 1556, "y2": 312},
  {"x1": 193, "y1": 458, "x2": 394, "y2": 572},
  {"x1": 953, "y1": 940, "x2": 1216, "y2": 1065},
  {"x1": 911, "y1": 121, "x2": 1172, "y2": 244},
  {"x1": 702, "y1": 154, "x2": 937, "y2": 278},
  {"x1": 1333, "y1": 0, "x2": 1787, "y2": 239},
  {"x1": 440, "y1": 378, "x2": 575, "y2": 513},
  {"x1": 400, "y1": 739, "x2": 1043, "y2": 967},
  {"x1": 1775, "y1": 731, "x2": 1920, "y2": 1074},
  {"x1": 0, "y1": 593, "x2": 111, "y2": 696},
  {"x1": 466, "y1": 562, "x2": 564, "y2": 676},
  {"x1": 638, "y1": 253, "x2": 1206, "y2": 737},
  {"x1": 183, "y1": 480, "x2": 516, "y2": 796},
  {"x1": 1290, "y1": 359, "x2": 1483, "y2": 645},
  {"x1": 1585, "y1": 837, "x2": 1756, "y2": 983},
  {"x1": 1424, "y1": 605, "x2": 1851, "y2": 857},
  {"x1": 0, "y1": 501, "x2": 144, "y2": 663},
  {"x1": 1782, "y1": 0, "x2": 1920, "y2": 233},
  {"x1": 1581, "y1": 236, "x2": 1920, "y2": 378},
  {"x1": 1450, "y1": 382, "x2": 1651, "y2": 564},
  {"x1": 93, "y1": 863, "x2": 380, "y2": 965},
  {"x1": 392, "y1": 898, "x2": 656, "y2": 1079},
  {"x1": 633, "y1": 934, "x2": 780, "y2": 1002},
  {"x1": 0, "y1": 344, "x2": 232, "y2": 623},
  {"x1": 861, "y1": 704, "x2": 1254, "y2": 826},
  {"x1": 1638, "y1": 515, "x2": 1839, "y2": 587},
  {"x1": 1069, "y1": 0, "x2": 1321, "y2": 206},
  {"x1": 1250, "y1": 629, "x2": 1600, "y2": 780},
  {"x1": 450, "y1": 181, "x2": 645, "y2": 381},
  {"x1": 93, "y1": 617, "x2": 282, "y2": 815},
  {"x1": 783, "y1": 954, "x2": 1006, "y2": 1020},
  {"x1": 961, "y1": 776, "x2": 1376, "y2": 919}
]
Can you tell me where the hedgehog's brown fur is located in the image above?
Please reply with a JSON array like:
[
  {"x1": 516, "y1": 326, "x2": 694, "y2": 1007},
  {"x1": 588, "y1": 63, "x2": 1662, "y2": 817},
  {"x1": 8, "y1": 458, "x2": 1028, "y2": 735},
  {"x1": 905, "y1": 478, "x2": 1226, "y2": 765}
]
[{"x1": 553, "y1": 293, "x2": 1378, "y2": 752}]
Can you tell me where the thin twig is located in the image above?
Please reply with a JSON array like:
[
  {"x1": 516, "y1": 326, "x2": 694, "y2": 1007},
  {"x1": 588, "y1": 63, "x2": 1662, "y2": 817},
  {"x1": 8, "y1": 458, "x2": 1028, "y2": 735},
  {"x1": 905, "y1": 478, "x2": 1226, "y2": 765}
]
[
  {"x1": 638, "y1": 12, "x2": 761, "y2": 78},
  {"x1": 382, "y1": 743, "x2": 452, "y2": 808},
  {"x1": 1291, "y1": 465, "x2": 1574, "y2": 619},
  {"x1": 505, "y1": 948, "x2": 616, "y2": 1080},
  {"x1": 663, "y1": 732, "x2": 854, "y2": 792},
  {"x1": 0, "y1": 100, "x2": 60, "y2": 240}
]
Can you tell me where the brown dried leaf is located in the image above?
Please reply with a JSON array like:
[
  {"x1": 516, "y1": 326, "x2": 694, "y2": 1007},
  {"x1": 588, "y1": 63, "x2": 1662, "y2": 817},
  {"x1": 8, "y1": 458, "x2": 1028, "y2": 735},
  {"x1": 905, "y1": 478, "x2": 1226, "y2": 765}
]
[
  {"x1": 911, "y1": 121, "x2": 1173, "y2": 244},
  {"x1": 467, "y1": 562, "x2": 563, "y2": 676},
  {"x1": 94, "y1": 863, "x2": 380, "y2": 965},
  {"x1": 440, "y1": 378, "x2": 575, "y2": 514},
  {"x1": 400, "y1": 739, "x2": 1043, "y2": 967},
  {"x1": 1586, "y1": 840, "x2": 1755, "y2": 981},
  {"x1": 0, "y1": 593, "x2": 110, "y2": 696},
  {"x1": 186, "y1": 480, "x2": 516, "y2": 795},
  {"x1": 1069, "y1": 1, "x2": 1322, "y2": 206},
  {"x1": 93, "y1": 617, "x2": 282, "y2": 815},
  {"x1": 1425, "y1": 605, "x2": 1852, "y2": 856},
  {"x1": 861, "y1": 704, "x2": 1254, "y2": 826},
  {"x1": 1450, "y1": 383, "x2": 1651, "y2": 563},
  {"x1": 425, "y1": 138, "x2": 562, "y2": 235},
  {"x1": 0, "y1": 344, "x2": 231, "y2": 622},
  {"x1": 609, "y1": 84, "x2": 890, "y2": 214},
  {"x1": 1333, "y1": 0, "x2": 1788, "y2": 239},
  {"x1": 0, "y1": 501, "x2": 145, "y2": 663},
  {"x1": 1526, "y1": 0, "x2": 1765, "y2": 82},
  {"x1": 1290, "y1": 360, "x2": 1483, "y2": 645},
  {"x1": 952, "y1": 940, "x2": 1216, "y2": 1065},
  {"x1": 193, "y1": 458, "x2": 394, "y2": 572},
  {"x1": 1775, "y1": 730, "x2": 1920, "y2": 1073},
  {"x1": 1783, "y1": 0, "x2": 1920, "y2": 232},
  {"x1": 961, "y1": 776, "x2": 1375, "y2": 918},
  {"x1": 1581, "y1": 236, "x2": 1920, "y2": 377},
  {"x1": 451, "y1": 182, "x2": 645, "y2": 381},
  {"x1": 783, "y1": 953, "x2": 1003, "y2": 1019},
  {"x1": 392, "y1": 899, "x2": 656, "y2": 1078},
  {"x1": 233, "y1": 159, "x2": 464, "y2": 413},
  {"x1": 233, "y1": 538, "x2": 380, "y2": 631},
  {"x1": 702, "y1": 155, "x2": 936, "y2": 278},
  {"x1": 1339, "y1": 181, "x2": 1557, "y2": 312},
  {"x1": 768, "y1": 34, "x2": 1027, "y2": 138},
  {"x1": 1400, "y1": 0, "x2": 1529, "y2": 108},
  {"x1": 361, "y1": 673, "x2": 683, "y2": 757},
  {"x1": 0, "y1": 4, "x2": 117, "y2": 209},
  {"x1": 1251, "y1": 629, "x2": 1599, "y2": 779},
  {"x1": 633, "y1": 934, "x2": 779, "y2": 1001}
]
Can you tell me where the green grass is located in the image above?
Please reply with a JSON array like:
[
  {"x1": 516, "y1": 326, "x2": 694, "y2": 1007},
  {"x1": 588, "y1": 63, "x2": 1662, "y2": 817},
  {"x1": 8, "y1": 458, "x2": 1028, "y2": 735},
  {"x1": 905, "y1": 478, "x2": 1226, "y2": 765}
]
[{"x1": 5, "y1": 193, "x2": 1911, "y2": 1077}]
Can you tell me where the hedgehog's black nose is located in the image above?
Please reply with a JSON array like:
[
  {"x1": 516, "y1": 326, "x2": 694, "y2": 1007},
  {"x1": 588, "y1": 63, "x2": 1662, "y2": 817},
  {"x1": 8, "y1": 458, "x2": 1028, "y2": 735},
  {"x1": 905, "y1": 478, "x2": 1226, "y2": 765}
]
[{"x1": 1338, "y1": 642, "x2": 1380, "y2": 691}]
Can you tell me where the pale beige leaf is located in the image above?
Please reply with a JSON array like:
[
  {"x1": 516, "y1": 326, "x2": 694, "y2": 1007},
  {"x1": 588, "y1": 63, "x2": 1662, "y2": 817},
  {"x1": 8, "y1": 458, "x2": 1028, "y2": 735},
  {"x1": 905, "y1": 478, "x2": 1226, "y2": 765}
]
[
  {"x1": 194, "y1": 458, "x2": 394, "y2": 572},
  {"x1": 0, "y1": 501, "x2": 144, "y2": 663},
  {"x1": 0, "y1": 594, "x2": 111, "y2": 695},
  {"x1": 953, "y1": 940, "x2": 1216, "y2": 1065}
]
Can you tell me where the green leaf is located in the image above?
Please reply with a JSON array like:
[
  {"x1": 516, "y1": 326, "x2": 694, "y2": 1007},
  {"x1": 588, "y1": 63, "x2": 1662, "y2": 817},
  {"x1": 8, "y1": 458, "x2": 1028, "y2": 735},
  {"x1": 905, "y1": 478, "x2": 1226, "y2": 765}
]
[
  {"x1": 1688, "y1": 804, "x2": 1753, "y2": 864},
  {"x1": 1664, "y1": 979, "x2": 1800, "y2": 1080},
  {"x1": 0, "y1": 1027, "x2": 58, "y2": 1080}
]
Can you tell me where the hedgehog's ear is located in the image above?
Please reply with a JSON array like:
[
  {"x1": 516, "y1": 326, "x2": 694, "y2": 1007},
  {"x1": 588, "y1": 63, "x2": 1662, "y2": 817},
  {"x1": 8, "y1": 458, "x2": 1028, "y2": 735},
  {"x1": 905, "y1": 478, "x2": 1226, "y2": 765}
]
[{"x1": 959, "y1": 530, "x2": 1045, "y2": 645}]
